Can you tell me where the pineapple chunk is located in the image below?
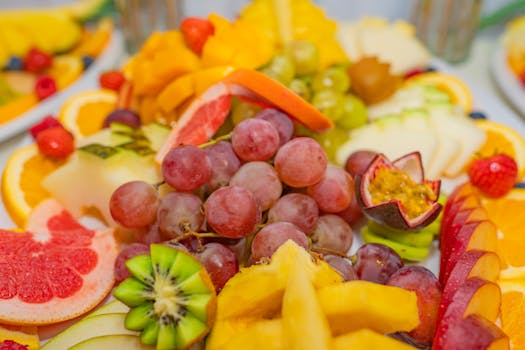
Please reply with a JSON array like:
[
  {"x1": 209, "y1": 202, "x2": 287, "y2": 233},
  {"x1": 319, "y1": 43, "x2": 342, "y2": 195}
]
[{"x1": 333, "y1": 329, "x2": 417, "y2": 350}]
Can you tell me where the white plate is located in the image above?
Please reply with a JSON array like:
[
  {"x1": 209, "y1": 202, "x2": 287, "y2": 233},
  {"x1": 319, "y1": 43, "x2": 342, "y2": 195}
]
[
  {"x1": 0, "y1": 30, "x2": 125, "y2": 143},
  {"x1": 491, "y1": 44, "x2": 525, "y2": 120}
]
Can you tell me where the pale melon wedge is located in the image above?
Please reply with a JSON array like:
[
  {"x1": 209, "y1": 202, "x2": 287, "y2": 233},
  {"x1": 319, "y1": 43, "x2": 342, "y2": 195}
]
[
  {"x1": 88, "y1": 299, "x2": 129, "y2": 318},
  {"x1": 70, "y1": 335, "x2": 153, "y2": 350},
  {"x1": 41, "y1": 313, "x2": 137, "y2": 350}
]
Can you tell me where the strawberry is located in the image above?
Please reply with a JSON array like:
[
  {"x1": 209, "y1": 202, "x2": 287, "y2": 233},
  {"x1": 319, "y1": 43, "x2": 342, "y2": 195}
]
[
  {"x1": 180, "y1": 17, "x2": 214, "y2": 55},
  {"x1": 23, "y1": 47, "x2": 53, "y2": 73},
  {"x1": 29, "y1": 115, "x2": 62, "y2": 139},
  {"x1": 36, "y1": 126, "x2": 75, "y2": 159},
  {"x1": 467, "y1": 153, "x2": 518, "y2": 198}
]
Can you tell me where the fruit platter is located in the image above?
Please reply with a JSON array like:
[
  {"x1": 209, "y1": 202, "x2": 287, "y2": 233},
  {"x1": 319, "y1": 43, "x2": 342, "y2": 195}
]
[
  {"x1": 493, "y1": 14, "x2": 525, "y2": 116},
  {"x1": 2, "y1": 1, "x2": 525, "y2": 349},
  {"x1": 0, "y1": 0, "x2": 123, "y2": 142}
]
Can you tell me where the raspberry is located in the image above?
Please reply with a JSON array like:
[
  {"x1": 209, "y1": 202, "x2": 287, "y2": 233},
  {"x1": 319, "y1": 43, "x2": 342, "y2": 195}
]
[
  {"x1": 23, "y1": 47, "x2": 53, "y2": 73},
  {"x1": 36, "y1": 126, "x2": 75, "y2": 159},
  {"x1": 29, "y1": 115, "x2": 62, "y2": 139},
  {"x1": 0, "y1": 340, "x2": 28, "y2": 350},
  {"x1": 468, "y1": 153, "x2": 518, "y2": 198},
  {"x1": 99, "y1": 71, "x2": 126, "y2": 91},
  {"x1": 34, "y1": 75, "x2": 57, "y2": 100}
]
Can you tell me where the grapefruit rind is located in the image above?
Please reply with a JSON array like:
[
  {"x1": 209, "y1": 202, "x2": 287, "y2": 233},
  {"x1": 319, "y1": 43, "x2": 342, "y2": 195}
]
[{"x1": 0, "y1": 199, "x2": 117, "y2": 326}]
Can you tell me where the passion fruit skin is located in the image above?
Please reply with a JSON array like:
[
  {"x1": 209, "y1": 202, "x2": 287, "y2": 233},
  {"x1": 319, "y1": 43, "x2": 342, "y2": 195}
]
[{"x1": 355, "y1": 152, "x2": 442, "y2": 231}]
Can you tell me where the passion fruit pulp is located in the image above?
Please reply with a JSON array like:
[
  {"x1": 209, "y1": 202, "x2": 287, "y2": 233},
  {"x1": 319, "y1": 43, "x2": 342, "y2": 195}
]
[{"x1": 355, "y1": 152, "x2": 442, "y2": 231}]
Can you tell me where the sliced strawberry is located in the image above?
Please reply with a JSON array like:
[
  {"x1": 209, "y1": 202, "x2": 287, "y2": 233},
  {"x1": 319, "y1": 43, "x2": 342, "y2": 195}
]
[
  {"x1": 468, "y1": 153, "x2": 518, "y2": 198},
  {"x1": 29, "y1": 115, "x2": 63, "y2": 139},
  {"x1": 180, "y1": 17, "x2": 215, "y2": 55}
]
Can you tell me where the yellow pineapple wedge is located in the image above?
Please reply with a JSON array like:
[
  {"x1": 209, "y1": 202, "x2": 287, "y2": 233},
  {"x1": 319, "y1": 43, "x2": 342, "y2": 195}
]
[
  {"x1": 318, "y1": 280, "x2": 420, "y2": 336},
  {"x1": 333, "y1": 329, "x2": 417, "y2": 350},
  {"x1": 282, "y1": 258, "x2": 332, "y2": 350},
  {"x1": 215, "y1": 240, "x2": 341, "y2": 320},
  {"x1": 220, "y1": 319, "x2": 284, "y2": 350}
]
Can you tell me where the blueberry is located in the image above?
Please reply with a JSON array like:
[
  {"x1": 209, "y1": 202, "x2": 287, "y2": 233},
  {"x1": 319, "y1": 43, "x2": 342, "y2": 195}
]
[
  {"x1": 425, "y1": 66, "x2": 437, "y2": 73},
  {"x1": 514, "y1": 183, "x2": 525, "y2": 189},
  {"x1": 82, "y1": 55, "x2": 95, "y2": 70},
  {"x1": 5, "y1": 56, "x2": 23, "y2": 71},
  {"x1": 469, "y1": 111, "x2": 488, "y2": 120}
]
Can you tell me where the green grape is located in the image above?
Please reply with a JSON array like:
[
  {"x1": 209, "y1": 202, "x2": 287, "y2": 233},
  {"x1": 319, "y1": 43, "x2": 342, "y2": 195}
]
[
  {"x1": 230, "y1": 97, "x2": 262, "y2": 125},
  {"x1": 214, "y1": 114, "x2": 235, "y2": 137},
  {"x1": 313, "y1": 127, "x2": 349, "y2": 162},
  {"x1": 284, "y1": 40, "x2": 319, "y2": 76},
  {"x1": 336, "y1": 94, "x2": 368, "y2": 130},
  {"x1": 260, "y1": 55, "x2": 296, "y2": 85},
  {"x1": 288, "y1": 78, "x2": 312, "y2": 101},
  {"x1": 312, "y1": 90, "x2": 345, "y2": 122},
  {"x1": 293, "y1": 121, "x2": 316, "y2": 137},
  {"x1": 312, "y1": 66, "x2": 351, "y2": 93}
]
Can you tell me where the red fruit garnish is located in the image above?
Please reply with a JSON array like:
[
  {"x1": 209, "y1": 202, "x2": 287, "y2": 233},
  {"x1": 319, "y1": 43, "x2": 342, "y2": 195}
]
[
  {"x1": 468, "y1": 153, "x2": 518, "y2": 198},
  {"x1": 29, "y1": 115, "x2": 62, "y2": 139},
  {"x1": 34, "y1": 75, "x2": 57, "y2": 100},
  {"x1": 404, "y1": 68, "x2": 425, "y2": 79},
  {"x1": 36, "y1": 126, "x2": 75, "y2": 159},
  {"x1": 99, "y1": 70, "x2": 126, "y2": 91},
  {"x1": 0, "y1": 340, "x2": 28, "y2": 350},
  {"x1": 180, "y1": 17, "x2": 215, "y2": 55},
  {"x1": 520, "y1": 70, "x2": 525, "y2": 87},
  {"x1": 23, "y1": 47, "x2": 53, "y2": 73}
]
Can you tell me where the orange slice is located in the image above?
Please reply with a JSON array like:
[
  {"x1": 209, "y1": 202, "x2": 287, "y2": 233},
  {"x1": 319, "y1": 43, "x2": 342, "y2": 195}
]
[
  {"x1": 1, "y1": 144, "x2": 66, "y2": 227},
  {"x1": 58, "y1": 89, "x2": 117, "y2": 139},
  {"x1": 223, "y1": 69, "x2": 333, "y2": 132},
  {"x1": 482, "y1": 189, "x2": 525, "y2": 279},
  {"x1": 46, "y1": 55, "x2": 83, "y2": 90},
  {"x1": 475, "y1": 119, "x2": 525, "y2": 180},
  {"x1": 499, "y1": 280, "x2": 525, "y2": 350},
  {"x1": 407, "y1": 72, "x2": 473, "y2": 112}
]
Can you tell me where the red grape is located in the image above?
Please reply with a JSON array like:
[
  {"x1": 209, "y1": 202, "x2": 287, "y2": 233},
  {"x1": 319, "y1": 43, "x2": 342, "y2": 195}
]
[
  {"x1": 102, "y1": 109, "x2": 141, "y2": 128},
  {"x1": 231, "y1": 118, "x2": 280, "y2": 161},
  {"x1": 109, "y1": 181, "x2": 160, "y2": 228},
  {"x1": 324, "y1": 255, "x2": 357, "y2": 281},
  {"x1": 353, "y1": 243, "x2": 404, "y2": 284},
  {"x1": 336, "y1": 193, "x2": 364, "y2": 227},
  {"x1": 311, "y1": 214, "x2": 353, "y2": 255},
  {"x1": 307, "y1": 166, "x2": 354, "y2": 213},
  {"x1": 344, "y1": 150, "x2": 378, "y2": 178},
  {"x1": 196, "y1": 243, "x2": 239, "y2": 292},
  {"x1": 267, "y1": 193, "x2": 319, "y2": 234},
  {"x1": 162, "y1": 145, "x2": 212, "y2": 191},
  {"x1": 387, "y1": 266, "x2": 442, "y2": 348},
  {"x1": 157, "y1": 192, "x2": 204, "y2": 239},
  {"x1": 114, "y1": 243, "x2": 150, "y2": 284},
  {"x1": 204, "y1": 186, "x2": 261, "y2": 238},
  {"x1": 274, "y1": 137, "x2": 327, "y2": 187},
  {"x1": 203, "y1": 141, "x2": 241, "y2": 190},
  {"x1": 255, "y1": 108, "x2": 294, "y2": 146},
  {"x1": 251, "y1": 222, "x2": 308, "y2": 260},
  {"x1": 229, "y1": 161, "x2": 282, "y2": 211}
]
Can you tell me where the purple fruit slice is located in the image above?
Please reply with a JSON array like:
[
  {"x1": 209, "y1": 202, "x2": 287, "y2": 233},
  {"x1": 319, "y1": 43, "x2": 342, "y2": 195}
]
[{"x1": 355, "y1": 152, "x2": 442, "y2": 231}]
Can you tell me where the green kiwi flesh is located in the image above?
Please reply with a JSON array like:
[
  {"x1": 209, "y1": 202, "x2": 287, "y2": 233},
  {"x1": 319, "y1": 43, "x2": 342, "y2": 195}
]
[{"x1": 113, "y1": 244, "x2": 216, "y2": 350}]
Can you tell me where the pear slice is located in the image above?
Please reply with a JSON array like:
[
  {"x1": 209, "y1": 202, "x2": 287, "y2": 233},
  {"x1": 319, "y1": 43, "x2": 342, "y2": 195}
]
[{"x1": 282, "y1": 258, "x2": 332, "y2": 350}]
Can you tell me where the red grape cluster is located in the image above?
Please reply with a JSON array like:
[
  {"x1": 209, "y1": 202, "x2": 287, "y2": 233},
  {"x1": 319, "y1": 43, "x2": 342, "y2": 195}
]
[{"x1": 109, "y1": 108, "x2": 408, "y2": 291}]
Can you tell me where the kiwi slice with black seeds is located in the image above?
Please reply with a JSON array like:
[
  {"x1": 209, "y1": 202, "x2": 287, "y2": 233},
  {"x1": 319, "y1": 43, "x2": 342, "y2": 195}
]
[{"x1": 113, "y1": 244, "x2": 217, "y2": 350}]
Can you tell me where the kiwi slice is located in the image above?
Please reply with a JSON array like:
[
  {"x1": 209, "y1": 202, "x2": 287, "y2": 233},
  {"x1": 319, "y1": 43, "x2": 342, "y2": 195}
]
[{"x1": 113, "y1": 244, "x2": 217, "y2": 350}]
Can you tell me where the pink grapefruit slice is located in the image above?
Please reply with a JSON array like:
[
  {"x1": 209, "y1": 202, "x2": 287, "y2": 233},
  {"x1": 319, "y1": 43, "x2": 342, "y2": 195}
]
[
  {"x1": 0, "y1": 199, "x2": 117, "y2": 325},
  {"x1": 155, "y1": 68, "x2": 334, "y2": 162}
]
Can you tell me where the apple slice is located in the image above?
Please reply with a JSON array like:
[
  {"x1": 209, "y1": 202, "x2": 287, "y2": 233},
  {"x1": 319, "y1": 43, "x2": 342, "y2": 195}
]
[
  {"x1": 434, "y1": 277, "x2": 501, "y2": 348},
  {"x1": 442, "y1": 220, "x2": 498, "y2": 285},
  {"x1": 41, "y1": 313, "x2": 136, "y2": 350},
  {"x1": 441, "y1": 182, "x2": 478, "y2": 223},
  {"x1": 434, "y1": 314, "x2": 509, "y2": 350},
  {"x1": 427, "y1": 112, "x2": 461, "y2": 179},
  {"x1": 437, "y1": 250, "x2": 501, "y2": 324},
  {"x1": 70, "y1": 335, "x2": 152, "y2": 349}
]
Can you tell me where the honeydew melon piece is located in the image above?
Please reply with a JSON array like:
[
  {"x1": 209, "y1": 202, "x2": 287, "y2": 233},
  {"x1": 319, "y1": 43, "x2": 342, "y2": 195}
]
[
  {"x1": 426, "y1": 107, "x2": 461, "y2": 179},
  {"x1": 429, "y1": 108, "x2": 486, "y2": 178},
  {"x1": 367, "y1": 85, "x2": 425, "y2": 120}
]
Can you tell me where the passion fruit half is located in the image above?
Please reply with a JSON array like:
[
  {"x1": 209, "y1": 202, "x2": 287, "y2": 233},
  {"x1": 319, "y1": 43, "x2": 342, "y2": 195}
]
[{"x1": 355, "y1": 152, "x2": 442, "y2": 231}]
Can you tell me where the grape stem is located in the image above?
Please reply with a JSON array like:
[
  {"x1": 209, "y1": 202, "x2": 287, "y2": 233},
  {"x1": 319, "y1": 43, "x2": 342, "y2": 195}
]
[
  {"x1": 310, "y1": 246, "x2": 352, "y2": 260},
  {"x1": 198, "y1": 133, "x2": 232, "y2": 149}
]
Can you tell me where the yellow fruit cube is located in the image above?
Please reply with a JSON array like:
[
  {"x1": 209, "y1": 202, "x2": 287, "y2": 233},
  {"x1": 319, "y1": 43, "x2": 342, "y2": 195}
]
[
  {"x1": 317, "y1": 280, "x2": 420, "y2": 336},
  {"x1": 206, "y1": 317, "x2": 259, "y2": 350},
  {"x1": 333, "y1": 329, "x2": 417, "y2": 350},
  {"x1": 219, "y1": 319, "x2": 284, "y2": 350},
  {"x1": 157, "y1": 73, "x2": 196, "y2": 113}
]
